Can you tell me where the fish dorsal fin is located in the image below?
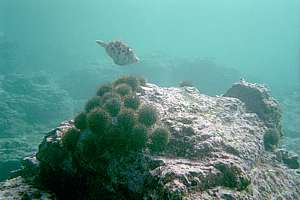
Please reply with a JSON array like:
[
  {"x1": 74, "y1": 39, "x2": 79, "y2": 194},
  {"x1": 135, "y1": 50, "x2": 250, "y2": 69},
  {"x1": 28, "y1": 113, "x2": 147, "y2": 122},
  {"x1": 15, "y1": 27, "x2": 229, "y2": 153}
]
[{"x1": 96, "y1": 40, "x2": 107, "y2": 48}]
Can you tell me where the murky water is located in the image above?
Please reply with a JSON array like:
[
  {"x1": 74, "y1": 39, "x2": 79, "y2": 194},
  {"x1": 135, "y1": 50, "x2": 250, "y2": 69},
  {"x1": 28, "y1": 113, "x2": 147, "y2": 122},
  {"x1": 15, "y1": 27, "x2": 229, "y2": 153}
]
[{"x1": 0, "y1": 0, "x2": 299, "y2": 180}]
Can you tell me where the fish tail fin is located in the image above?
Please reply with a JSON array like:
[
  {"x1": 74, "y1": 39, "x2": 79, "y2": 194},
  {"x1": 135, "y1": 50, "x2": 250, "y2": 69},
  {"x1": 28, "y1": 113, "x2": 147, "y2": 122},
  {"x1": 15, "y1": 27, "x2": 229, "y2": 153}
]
[{"x1": 96, "y1": 40, "x2": 107, "y2": 48}]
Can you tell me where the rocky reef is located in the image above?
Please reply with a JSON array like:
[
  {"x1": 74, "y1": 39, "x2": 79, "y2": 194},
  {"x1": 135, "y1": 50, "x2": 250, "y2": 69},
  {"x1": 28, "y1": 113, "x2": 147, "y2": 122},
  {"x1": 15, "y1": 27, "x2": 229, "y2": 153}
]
[
  {"x1": 1, "y1": 79, "x2": 299, "y2": 200},
  {"x1": 0, "y1": 73, "x2": 73, "y2": 181},
  {"x1": 280, "y1": 88, "x2": 300, "y2": 156}
]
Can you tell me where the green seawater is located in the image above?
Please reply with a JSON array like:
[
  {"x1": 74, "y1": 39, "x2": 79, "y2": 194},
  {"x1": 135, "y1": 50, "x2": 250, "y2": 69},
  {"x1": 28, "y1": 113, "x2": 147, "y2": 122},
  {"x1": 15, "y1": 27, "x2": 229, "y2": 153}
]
[{"x1": 0, "y1": 0, "x2": 299, "y2": 180}]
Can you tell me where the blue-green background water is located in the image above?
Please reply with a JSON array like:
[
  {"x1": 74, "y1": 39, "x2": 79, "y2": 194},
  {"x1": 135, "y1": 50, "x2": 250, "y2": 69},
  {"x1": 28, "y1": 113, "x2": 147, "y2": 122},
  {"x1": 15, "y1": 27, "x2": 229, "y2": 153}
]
[
  {"x1": 0, "y1": 1, "x2": 299, "y2": 180},
  {"x1": 2, "y1": 1, "x2": 299, "y2": 87}
]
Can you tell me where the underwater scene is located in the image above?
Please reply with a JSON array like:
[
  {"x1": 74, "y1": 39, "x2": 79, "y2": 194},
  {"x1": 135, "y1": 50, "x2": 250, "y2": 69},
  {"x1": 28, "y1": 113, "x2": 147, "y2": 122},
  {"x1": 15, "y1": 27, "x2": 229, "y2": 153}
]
[{"x1": 0, "y1": 1, "x2": 299, "y2": 199}]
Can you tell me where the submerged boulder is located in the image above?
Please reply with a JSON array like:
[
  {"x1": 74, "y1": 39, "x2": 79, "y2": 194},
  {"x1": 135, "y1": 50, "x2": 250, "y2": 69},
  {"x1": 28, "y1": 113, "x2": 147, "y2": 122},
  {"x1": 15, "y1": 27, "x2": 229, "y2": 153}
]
[
  {"x1": 223, "y1": 80, "x2": 282, "y2": 132},
  {"x1": 1, "y1": 80, "x2": 300, "y2": 200}
]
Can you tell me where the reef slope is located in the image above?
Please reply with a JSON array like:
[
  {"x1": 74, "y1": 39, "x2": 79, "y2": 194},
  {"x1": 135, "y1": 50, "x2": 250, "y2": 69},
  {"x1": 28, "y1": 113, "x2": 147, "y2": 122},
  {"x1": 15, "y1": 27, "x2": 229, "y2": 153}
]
[{"x1": 1, "y1": 81, "x2": 299, "y2": 200}]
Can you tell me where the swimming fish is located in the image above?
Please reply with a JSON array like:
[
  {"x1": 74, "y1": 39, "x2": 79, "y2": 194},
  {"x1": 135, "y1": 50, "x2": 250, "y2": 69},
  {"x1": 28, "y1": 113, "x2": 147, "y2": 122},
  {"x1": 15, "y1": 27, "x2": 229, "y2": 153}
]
[{"x1": 96, "y1": 40, "x2": 139, "y2": 65}]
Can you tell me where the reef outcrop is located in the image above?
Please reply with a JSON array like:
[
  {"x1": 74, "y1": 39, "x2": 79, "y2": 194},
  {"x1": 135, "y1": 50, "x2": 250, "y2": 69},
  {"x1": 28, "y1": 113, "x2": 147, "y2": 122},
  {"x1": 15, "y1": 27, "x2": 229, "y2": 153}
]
[
  {"x1": 224, "y1": 80, "x2": 282, "y2": 132},
  {"x1": 0, "y1": 73, "x2": 73, "y2": 181},
  {"x1": 1, "y1": 80, "x2": 299, "y2": 200}
]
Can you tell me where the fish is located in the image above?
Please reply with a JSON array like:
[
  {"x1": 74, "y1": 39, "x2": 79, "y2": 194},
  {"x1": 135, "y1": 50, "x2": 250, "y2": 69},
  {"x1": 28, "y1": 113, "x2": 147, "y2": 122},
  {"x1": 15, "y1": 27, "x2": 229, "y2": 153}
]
[{"x1": 96, "y1": 40, "x2": 139, "y2": 66}]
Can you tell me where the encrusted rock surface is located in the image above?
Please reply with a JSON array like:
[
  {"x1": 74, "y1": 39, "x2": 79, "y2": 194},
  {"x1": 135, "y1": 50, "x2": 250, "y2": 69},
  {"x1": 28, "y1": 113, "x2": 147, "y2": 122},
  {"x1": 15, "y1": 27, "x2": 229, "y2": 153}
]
[
  {"x1": 1, "y1": 81, "x2": 300, "y2": 200},
  {"x1": 275, "y1": 149, "x2": 300, "y2": 169},
  {"x1": 224, "y1": 80, "x2": 282, "y2": 132},
  {"x1": 0, "y1": 177, "x2": 56, "y2": 200}
]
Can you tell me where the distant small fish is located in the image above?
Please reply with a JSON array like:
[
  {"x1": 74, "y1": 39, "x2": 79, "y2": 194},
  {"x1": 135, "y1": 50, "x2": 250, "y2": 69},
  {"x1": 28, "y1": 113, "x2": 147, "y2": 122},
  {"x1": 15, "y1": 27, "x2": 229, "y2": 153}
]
[{"x1": 96, "y1": 40, "x2": 139, "y2": 66}]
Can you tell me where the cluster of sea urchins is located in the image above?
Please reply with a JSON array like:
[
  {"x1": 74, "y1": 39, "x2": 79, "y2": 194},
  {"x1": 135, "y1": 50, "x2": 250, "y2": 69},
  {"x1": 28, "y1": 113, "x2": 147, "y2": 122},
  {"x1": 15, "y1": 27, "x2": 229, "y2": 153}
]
[{"x1": 62, "y1": 76, "x2": 170, "y2": 161}]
